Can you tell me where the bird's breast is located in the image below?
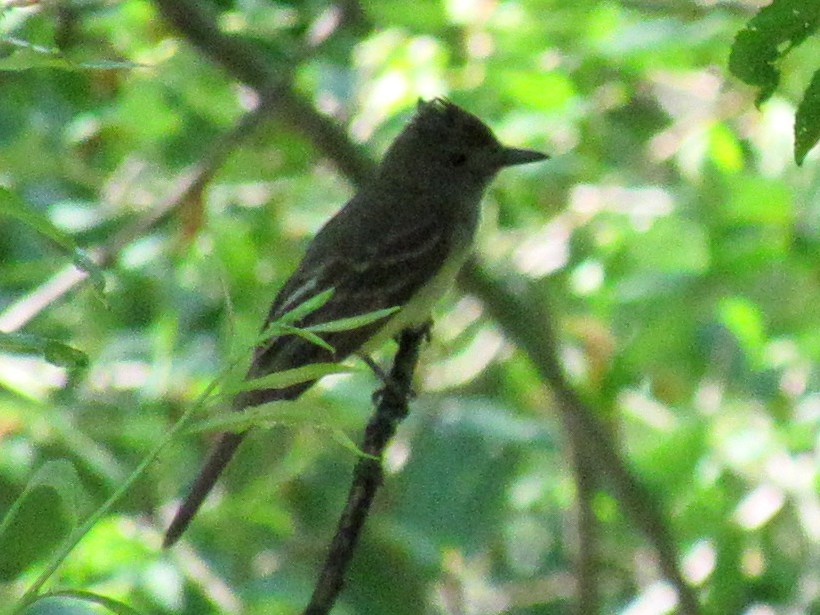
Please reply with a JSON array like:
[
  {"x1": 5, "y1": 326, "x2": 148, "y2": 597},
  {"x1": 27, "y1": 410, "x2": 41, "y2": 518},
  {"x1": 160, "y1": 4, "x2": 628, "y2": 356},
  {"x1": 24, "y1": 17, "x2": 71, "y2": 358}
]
[{"x1": 360, "y1": 197, "x2": 480, "y2": 353}]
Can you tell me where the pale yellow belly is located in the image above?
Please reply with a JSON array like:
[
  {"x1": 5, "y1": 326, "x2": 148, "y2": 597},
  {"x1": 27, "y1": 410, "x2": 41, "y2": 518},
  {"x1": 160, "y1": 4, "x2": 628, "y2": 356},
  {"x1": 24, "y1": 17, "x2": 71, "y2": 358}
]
[{"x1": 360, "y1": 240, "x2": 472, "y2": 354}]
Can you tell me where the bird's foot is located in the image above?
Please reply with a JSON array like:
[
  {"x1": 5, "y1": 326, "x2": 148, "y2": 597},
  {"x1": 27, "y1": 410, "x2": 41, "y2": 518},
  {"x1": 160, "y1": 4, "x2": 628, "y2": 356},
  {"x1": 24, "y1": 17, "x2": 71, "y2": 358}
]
[{"x1": 359, "y1": 353, "x2": 416, "y2": 403}]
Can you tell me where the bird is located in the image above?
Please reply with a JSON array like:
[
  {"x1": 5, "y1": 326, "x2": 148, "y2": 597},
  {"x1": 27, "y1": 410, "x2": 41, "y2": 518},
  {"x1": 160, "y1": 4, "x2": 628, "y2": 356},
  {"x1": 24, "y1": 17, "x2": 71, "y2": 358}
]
[{"x1": 163, "y1": 98, "x2": 547, "y2": 547}]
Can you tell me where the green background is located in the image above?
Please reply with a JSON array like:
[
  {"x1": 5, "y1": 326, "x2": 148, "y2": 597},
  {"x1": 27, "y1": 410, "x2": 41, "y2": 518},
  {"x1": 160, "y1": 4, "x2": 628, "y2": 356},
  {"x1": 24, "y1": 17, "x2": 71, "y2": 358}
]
[{"x1": 1, "y1": 0, "x2": 818, "y2": 614}]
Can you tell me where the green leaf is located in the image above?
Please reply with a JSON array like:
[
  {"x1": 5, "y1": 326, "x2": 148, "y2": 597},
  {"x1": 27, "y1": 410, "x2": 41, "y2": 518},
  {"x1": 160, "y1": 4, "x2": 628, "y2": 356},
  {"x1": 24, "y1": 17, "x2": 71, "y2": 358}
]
[
  {"x1": 0, "y1": 332, "x2": 88, "y2": 369},
  {"x1": 0, "y1": 460, "x2": 82, "y2": 581},
  {"x1": 795, "y1": 69, "x2": 820, "y2": 164},
  {"x1": 499, "y1": 70, "x2": 576, "y2": 111},
  {"x1": 253, "y1": 289, "x2": 339, "y2": 352},
  {"x1": 228, "y1": 362, "x2": 354, "y2": 396},
  {"x1": 328, "y1": 428, "x2": 376, "y2": 460},
  {"x1": 185, "y1": 409, "x2": 277, "y2": 434},
  {"x1": 187, "y1": 395, "x2": 346, "y2": 433},
  {"x1": 728, "y1": 0, "x2": 820, "y2": 105},
  {"x1": 187, "y1": 401, "x2": 373, "y2": 459},
  {"x1": 68, "y1": 60, "x2": 144, "y2": 71},
  {"x1": 25, "y1": 591, "x2": 143, "y2": 615},
  {"x1": 276, "y1": 288, "x2": 335, "y2": 325},
  {"x1": 707, "y1": 123, "x2": 743, "y2": 172},
  {"x1": 721, "y1": 176, "x2": 793, "y2": 225},
  {"x1": 718, "y1": 296, "x2": 765, "y2": 361},
  {"x1": 631, "y1": 419, "x2": 707, "y2": 497},
  {"x1": 365, "y1": 0, "x2": 448, "y2": 30},
  {"x1": 266, "y1": 323, "x2": 334, "y2": 352},
  {"x1": 0, "y1": 42, "x2": 73, "y2": 72},
  {"x1": 305, "y1": 306, "x2": 400, "y2": 333},
  {"x1": 0, "y1": 38, "x2": 143, "y2": 73},
  {"x1": 258, "y1": 299, "x2": 398, "y2": 356},
  {"x1": 42, "y1": 340, "x2": 89, "y2": 370},
  {"x1": 0, "y1": 187, "x2": 106, "y2": 295}
]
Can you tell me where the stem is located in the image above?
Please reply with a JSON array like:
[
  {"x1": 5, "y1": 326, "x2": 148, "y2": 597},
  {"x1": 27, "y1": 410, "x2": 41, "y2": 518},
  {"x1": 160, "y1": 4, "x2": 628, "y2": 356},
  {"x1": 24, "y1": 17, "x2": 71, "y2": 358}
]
[{"x1": 16, "y1": 377, "x2": 223, "y2": 610}]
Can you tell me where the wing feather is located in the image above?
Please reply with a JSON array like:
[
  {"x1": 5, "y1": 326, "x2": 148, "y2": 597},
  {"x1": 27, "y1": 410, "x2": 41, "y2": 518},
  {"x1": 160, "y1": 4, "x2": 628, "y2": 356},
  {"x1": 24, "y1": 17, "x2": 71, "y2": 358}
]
[{"x1": 240, "y1": 212, "x2": 450, "y2": 407}]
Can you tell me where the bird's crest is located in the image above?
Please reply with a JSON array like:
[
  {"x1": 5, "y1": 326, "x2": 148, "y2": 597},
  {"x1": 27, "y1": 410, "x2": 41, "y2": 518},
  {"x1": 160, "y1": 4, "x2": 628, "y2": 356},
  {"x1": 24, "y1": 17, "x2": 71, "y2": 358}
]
[{"x1": 413, "y1": 97, "x2": 497, "y2": 147}]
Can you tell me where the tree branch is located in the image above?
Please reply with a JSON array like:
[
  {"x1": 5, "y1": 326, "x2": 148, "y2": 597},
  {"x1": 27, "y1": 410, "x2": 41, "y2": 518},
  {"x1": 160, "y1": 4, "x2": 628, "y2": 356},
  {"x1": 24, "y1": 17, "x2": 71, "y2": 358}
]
[
  {"x1": 570, "y1": 435, "x2": 599, "y2": 615},
  {"x1": 0, "y1": 99, "x2": 271, "y2": 333},
  {"x1": 303, "y1": 326, "x2": 427, "y2": 615},
  {"x1": 458, "y1": 264, "x2": 699, "y2": 614},
  {"x1": 152, "y1": 0, "x2": 375, "y2": 187}
]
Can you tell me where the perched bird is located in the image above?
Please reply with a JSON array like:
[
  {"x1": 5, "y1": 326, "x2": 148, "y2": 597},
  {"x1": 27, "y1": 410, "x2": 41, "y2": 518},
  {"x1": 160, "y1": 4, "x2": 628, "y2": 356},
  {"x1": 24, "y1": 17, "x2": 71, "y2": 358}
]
[{"x1": 163, "y1": 98, "x2": 547, "y2": 547}]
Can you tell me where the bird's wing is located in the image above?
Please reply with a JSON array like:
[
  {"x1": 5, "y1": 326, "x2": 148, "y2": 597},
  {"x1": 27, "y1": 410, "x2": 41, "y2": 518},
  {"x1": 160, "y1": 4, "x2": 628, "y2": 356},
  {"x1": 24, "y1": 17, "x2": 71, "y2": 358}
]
[{"x1": 242, "y1": 208, "x2": 451, "y2": 406}]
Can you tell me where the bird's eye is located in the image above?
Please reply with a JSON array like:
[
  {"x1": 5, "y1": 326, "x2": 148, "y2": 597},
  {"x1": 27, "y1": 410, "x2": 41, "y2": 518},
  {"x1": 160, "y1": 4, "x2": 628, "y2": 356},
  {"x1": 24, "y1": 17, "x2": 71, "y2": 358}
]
[{"x1": 450, "y1": 152, "x2": 467, "y2": 166}]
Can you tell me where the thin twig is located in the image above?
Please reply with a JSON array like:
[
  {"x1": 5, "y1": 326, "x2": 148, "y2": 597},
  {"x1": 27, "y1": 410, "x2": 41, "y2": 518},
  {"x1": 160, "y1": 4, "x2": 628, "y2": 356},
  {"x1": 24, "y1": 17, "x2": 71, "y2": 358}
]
[{"x1": 303, "y1": 327, "x2": 427, "y2": 615}]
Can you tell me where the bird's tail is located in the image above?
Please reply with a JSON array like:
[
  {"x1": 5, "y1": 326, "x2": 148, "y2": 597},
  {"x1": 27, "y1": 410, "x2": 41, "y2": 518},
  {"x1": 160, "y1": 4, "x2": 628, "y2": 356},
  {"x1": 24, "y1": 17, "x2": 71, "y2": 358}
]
[
  {"x1": 162, "y1": 349, "x2": 324, "y2": 547},
  {"x1": 163, "y1": 431, "x2": 246, "y2": 548}
]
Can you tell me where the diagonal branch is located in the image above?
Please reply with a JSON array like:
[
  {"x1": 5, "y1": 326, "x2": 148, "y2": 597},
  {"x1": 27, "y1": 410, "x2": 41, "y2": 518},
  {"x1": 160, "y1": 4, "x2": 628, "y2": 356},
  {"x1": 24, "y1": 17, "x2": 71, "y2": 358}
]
[
  {"x1": 570, "y1": 433, "x2": 600, "y2": 614},
  {"x1": 153, "y1": 0, "x2": 374, "y2": 187},
  {"x1": 0, "y1": 99, "x2": 271, "y2": 333},
  {"x1": 458, "y1": 265, "x2": 699, "y2": 614}
]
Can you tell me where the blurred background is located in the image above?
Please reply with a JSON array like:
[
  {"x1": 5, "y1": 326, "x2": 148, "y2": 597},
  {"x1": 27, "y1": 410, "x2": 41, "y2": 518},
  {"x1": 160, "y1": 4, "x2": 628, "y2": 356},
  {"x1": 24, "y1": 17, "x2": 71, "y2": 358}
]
[{"x1": 0, "y1": 0, "x2": 818, "y2": 613}]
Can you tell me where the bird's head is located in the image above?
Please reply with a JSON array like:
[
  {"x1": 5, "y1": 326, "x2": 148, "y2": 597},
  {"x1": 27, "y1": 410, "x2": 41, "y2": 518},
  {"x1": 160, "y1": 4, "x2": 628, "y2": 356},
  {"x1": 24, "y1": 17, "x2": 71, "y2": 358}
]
[{"x1": 378, "y1": 98, "x2": 547, "y2": 193}]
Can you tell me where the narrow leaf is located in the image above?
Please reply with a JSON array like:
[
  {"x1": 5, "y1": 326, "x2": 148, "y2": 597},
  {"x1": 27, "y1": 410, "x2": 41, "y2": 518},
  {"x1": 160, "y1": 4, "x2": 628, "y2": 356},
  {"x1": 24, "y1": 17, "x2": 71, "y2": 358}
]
[
  {"x1": 0, "y1": 38, "x2": 143, "y2": 73},
  {"x1": 0, "y1": 45, "x2": 71, "y2": 72},
  {"x1": 327, "y1": 428, "x2": 376, "y2": 460},
  {"x1": 187, "y1": 397, "x2": 345, "y2": 433},
  {"x1": 227, "y1": 362, "x2": 353, "y2": 395},
  {"x1": 305, "y1": 306, "x2": 400, "y2": 333},
  {"x1": 0, "y1": 332, "x2": 88, "y2": 369},
  {"x1": 265, "y1": 323, "x2": 334, "y2": 352},
  {"x1": 277, "y1": 288, "x2": 335, "y2": 325}
]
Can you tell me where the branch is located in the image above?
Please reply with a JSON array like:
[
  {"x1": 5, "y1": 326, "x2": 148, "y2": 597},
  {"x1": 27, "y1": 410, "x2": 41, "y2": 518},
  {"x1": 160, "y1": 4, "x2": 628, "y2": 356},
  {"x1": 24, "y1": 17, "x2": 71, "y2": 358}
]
[
  {"x1": 458, "y1": 264, "x2": 699, "y2": 615},
  {"x1": 570, "y1": 435, "x2": 599, "y2": 615},
  {"x1": 0, "y1": 100, "x2": 271, "y2": 333},
  {"x1": 152, "y1": 0, "x2": 374, "y2": 187},
  {"x1": 303, "y1": 326, "x2": 427, "y2": 615}
]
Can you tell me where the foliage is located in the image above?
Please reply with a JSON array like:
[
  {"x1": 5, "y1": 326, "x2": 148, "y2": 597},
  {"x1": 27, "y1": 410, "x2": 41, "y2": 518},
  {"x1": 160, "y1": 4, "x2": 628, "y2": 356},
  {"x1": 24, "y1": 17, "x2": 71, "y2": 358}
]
[
  {"x1": 1, "y1": 0, "x2": 818, "y2": 614},
  {"x1": 728, "y1": 0, "x2": 820, "y2": 164}
]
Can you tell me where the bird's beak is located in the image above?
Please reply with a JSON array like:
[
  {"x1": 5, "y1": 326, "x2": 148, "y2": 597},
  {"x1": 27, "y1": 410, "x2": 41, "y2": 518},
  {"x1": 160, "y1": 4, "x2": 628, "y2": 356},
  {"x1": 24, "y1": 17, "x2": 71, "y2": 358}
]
[{"x1": 498, "y1": 147, "x2": 549, "y2": 167}]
